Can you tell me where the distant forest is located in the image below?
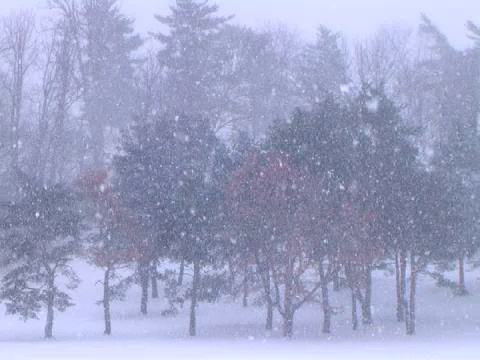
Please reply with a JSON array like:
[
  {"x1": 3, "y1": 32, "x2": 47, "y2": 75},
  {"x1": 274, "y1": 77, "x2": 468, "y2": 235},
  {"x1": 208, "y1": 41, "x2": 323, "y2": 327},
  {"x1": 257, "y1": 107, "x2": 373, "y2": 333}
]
[{"x1": 0, "y1": 0, "x2": 479, "y2": 340}]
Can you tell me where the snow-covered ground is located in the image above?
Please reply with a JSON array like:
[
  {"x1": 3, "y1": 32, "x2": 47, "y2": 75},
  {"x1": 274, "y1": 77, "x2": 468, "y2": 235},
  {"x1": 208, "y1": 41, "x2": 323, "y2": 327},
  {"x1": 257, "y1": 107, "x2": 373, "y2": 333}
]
[{"x1": 2, "y1": 261, "x2": 480, "y2": 359}]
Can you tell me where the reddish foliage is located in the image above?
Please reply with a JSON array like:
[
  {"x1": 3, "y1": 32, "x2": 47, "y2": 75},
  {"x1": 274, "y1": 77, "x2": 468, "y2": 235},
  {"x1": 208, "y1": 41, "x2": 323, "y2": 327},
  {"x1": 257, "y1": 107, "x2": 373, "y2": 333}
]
[
  {"x1": 334, "y1": 203, "x2": 383, "y2": 267},
  {"x1": 225, "y1": 150, "x2": 385, "y2": 294},
  {"x1": 226, "y1": 152, "x2": 318, "y2": 222},
  {"x1": 333, "y1": 202, "x2": 385, "y2": 289},
  {"x1": 76, "y1": 169, "x2": 147, "y2": 268}
]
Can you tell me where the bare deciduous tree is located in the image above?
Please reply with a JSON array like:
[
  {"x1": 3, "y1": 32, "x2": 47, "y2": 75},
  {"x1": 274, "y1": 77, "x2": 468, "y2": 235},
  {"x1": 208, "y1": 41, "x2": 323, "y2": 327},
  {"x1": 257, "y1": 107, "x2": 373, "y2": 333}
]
[
  {"x1": 0, "y1": 11, "x2": 37, "y2": 169},
  {"x1": 354, "y1": 26, "x2": 412, "y2": 93}
]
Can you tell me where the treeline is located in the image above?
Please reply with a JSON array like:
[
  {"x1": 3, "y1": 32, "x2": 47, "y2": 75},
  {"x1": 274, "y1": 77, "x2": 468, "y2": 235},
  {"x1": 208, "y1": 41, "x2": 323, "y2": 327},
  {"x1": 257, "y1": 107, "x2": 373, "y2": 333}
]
[{"x1": 0, "y1": 0, "x2": 479, "y2": 339}]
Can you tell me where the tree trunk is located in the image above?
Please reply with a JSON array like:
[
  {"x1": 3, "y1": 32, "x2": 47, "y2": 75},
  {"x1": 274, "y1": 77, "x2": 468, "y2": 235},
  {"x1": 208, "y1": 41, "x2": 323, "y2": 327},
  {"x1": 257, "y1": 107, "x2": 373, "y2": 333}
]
[
  {"x1": 45, "y1": 274, "x2": 55, "y2": 339},
  {"x1": 319, "y1": 263, "x2": 331, "y2": 334},
  {"x1": 458, "y1": 254, "x2": 468, "y2": 296},
  {"x1": 242, "y1": 261, "x2": 249, "y2": 308},
  {"x1": 228, "y1": 258, "x2": 235, "y2": 295},
  {"x1": 139, "y1": 262, "x2": 149, "y2": 315},
  {"x1": 283, "y1": 252, "x2": 294, "y2": 338},
  {"x1": 281, "y1": 244, "x2": 294, "y2": 338},
  {"x1": 283, "y1": 308, "x2": 294, "y2": 338},
  {"x1": 266, "y1": 297, "x2": 274, "y2": 331},
  {"x1": 362, "y1": 264, "x2": 373, "y2": 325},
  {"x1": 333, "y1": 263, "x2": 341, "y2": 292},
  {"x1": 265, "y1": 268, "x2": 274, "y2": 331},
  {"x1": 400, "y1": 250, "x2": 409, "y2": 331},
  {"x1": 395, "y1": 251, "x2": 405, "y2": 322},
  {"x1": 151, "y1": 260, "x2": 159, "y2": 299},
  {"x1": 89, "y1": 116, "x2": 105, "y2": 169},
  {"x1": 151, "y1": 276, "x2": 159, "y2": 299},
  {"x1": 352, "y1": 291, "x2": 359, "y2": 331},
  {"x1": 406, "y1": 251, "x2": 416, "y2": 335},
  {"x1": 189, "y1": 260, "x2": 200, "y2": 336},
  {"x1": 103, "y1": 268, "x2": 112, "y2": 335},
  {"x1": 51, "y1": 32, "x2": 70, "y2": 182},
  {"x1": 178, "y1": 259, "x2": 185, "y2": 286}
]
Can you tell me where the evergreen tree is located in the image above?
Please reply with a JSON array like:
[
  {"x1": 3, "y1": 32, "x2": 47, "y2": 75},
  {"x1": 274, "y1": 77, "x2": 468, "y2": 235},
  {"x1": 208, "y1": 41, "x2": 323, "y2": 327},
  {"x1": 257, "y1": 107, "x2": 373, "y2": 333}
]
[
  {"x1": 0, "y1": 172, "x2": 82, "y2": 339},
  {"x1": 153, "y1": 0, "x2": 232, "y2": 126},
  {"x1": 52, "y1": 0, "x2": 143, "y2": 168},
  {"x1": 354, "y1": 85, "x2": 424, "y2": 333},
  {"x1": 267, "y1": 96, "x2": 356, "y2": 194},
  {"x1": 114, "y1": 116, "x2": 178, "y2": 315},
  {"x1": 114, "y1": 113, "x2": 228, "y2": 335},
  {"x1": 266, "y1": 97, "x2": 357, "y2": 333},
  {"x1": 421, "y1": 15, "x2": 480, "y2": 295},
  {"x1": 419, "y1": 15, "x2": 479, "y2": 150},
  {"x1": 298, "y1": 26, "x2": 348, "y2": 105},
  {"x1": 81, "y1": 0, "x2": 142, "y2": 167}
]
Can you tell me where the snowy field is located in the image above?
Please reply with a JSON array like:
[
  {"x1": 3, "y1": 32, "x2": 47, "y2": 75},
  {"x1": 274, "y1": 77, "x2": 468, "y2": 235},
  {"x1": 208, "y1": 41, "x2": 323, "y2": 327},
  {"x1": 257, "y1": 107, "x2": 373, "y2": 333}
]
[{"x1": 2, "y1": 261, "x2": 480, "y2": 359}]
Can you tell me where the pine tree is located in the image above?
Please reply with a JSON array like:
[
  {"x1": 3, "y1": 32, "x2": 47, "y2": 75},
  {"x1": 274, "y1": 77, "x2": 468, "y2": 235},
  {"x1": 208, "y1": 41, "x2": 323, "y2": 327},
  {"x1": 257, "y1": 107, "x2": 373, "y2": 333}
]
[
  {"x1": 52, "y1": 0, "x2": 143, "y2": 168},
  {"x1": 169, "y1": 116, "x2": 228, "y2": 336},
  {"x1": 298, "y1": 26, "x2": 348, "y2": 105},
  {"x1": 114, "y1": 113, "x2": 227, "y2": 334},
  {"x1": 419, "y1": 14, "x2": 478, "y2": 149},
  {"x1": 267, "y1": 96, "x2": 356, "y2": 194},
  {"x1": 82, "y1": 0, "x2": 142, "y2": 167},
  {"x1": 421, "y1": 15, "x2": 480, "y2": 296},
  {"x1": 354, "y1": 85, "x2": 422, "y2": 333},
  {"x1": 153, "y1": 0, "x2": 232, "y2": 127},
  {"x1": 0, "y1": 172, "x2": 82, "y2": 339},
  {"x1": 114, "y1": 116, "x2": 178, "y2": 315},
  {"x1": 266, "y1": 97, "x2": 357, "y2": 333}
]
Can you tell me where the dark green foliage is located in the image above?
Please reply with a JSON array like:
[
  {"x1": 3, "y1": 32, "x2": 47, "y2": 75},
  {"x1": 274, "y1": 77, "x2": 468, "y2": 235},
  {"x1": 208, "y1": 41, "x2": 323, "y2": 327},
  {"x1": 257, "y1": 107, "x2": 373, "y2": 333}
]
[
  {"x1": 185, "y1": 273, "x2": 230, "y2": 303},
  {"x1": 0, "y1": 172, "x2": 82, "y2": 337},
  {"x1": 114, "y1": 113, "x2": 227, "y2": 263},
  {"x1": 267, "y1": 96, "x2": 356, "y2": 193},
  {"x1": 298, "y1": 25, "x2": 348, "y2": 103},
  {"x1": 115, "y1": 113, "x2": 231, "y2": 334},
  {"x1": 153, "y1": 0, "x2": 232, "y2": 122},
  {"x1": 353, "y1": 86, "x2": 420, "y2": 247},
  {"x1": 114, "y1": 116, "x2": 180, "y2": 258}
]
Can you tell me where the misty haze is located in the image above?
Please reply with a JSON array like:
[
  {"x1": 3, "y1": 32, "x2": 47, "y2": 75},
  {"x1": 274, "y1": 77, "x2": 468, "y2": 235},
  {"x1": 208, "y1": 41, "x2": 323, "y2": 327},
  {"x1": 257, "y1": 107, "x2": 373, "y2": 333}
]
[{"x1": 0, "y1": 1, "x2": 479, "y2": 359}]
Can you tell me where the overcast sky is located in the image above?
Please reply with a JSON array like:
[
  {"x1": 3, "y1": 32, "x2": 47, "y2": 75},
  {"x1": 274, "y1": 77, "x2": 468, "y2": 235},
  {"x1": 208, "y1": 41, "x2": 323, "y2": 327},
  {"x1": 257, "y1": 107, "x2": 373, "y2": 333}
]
[{"x1": 0, "y1": 0, "x2": 478, "y2": 48}]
